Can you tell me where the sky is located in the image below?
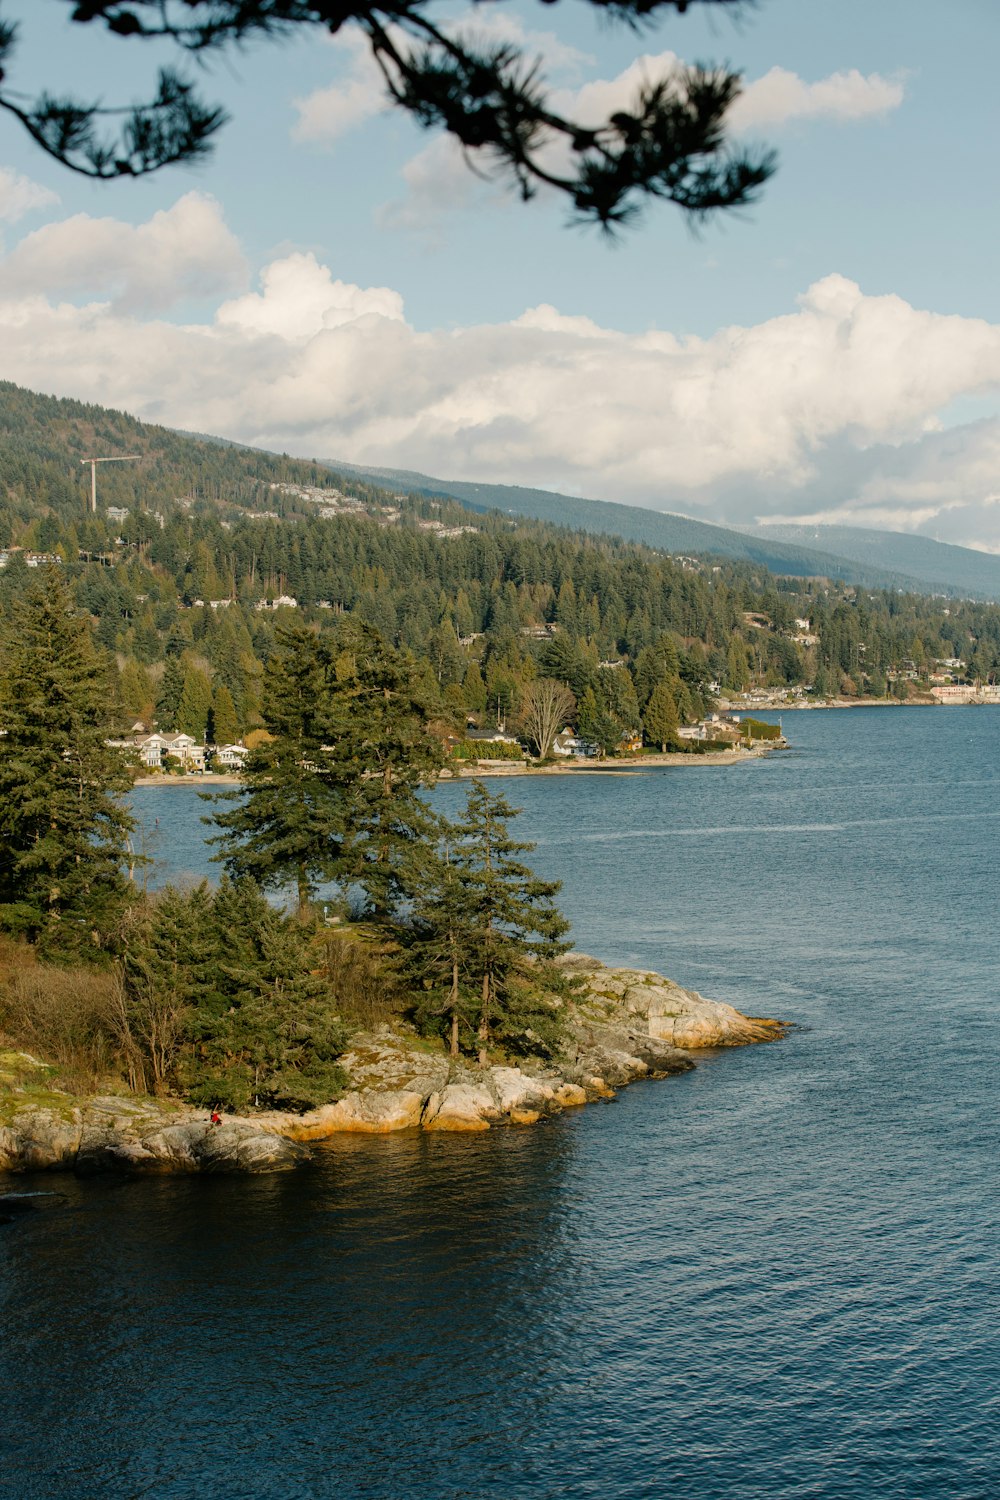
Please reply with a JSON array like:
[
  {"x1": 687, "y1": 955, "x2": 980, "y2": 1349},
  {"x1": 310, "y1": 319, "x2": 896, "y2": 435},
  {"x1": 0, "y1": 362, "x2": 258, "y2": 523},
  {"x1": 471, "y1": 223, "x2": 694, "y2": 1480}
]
[{"x1": 1, "y1": 0, "x2": 999, "y2": 549}]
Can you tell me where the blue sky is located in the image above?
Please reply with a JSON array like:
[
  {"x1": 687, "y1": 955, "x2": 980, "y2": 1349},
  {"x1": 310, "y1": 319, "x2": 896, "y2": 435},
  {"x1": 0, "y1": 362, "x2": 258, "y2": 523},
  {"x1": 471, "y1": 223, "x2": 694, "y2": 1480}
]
[{"x1": 2, "y1": 0, "x2": 1000, "y2": 547}]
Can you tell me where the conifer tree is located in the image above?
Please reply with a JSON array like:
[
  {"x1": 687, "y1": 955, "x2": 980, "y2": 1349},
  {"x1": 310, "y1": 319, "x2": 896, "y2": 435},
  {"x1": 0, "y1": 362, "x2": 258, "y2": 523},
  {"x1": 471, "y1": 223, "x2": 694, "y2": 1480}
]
[
  {"x1": 207, "y1": 680, "x2": 239, "y2": 744},
  {"x1": 156, "y1": 654, "x2": 186, "y2": 729},
  {"x1": 176, "y1": 662, "x2": 213, "y2": 739},
  {"x1": 118, "y1": 659, "x2": 154, "y2": 725},
  {"x1": 117, "y1": 883, "x2": 217, "y2": 1089},
  {"x1": 180, "y1": 879, "x2": 347, "y2": 1113},
  {"x1": 455, "y1": 781, "x2": 571, "y2": 1064},
  {"x1": 211, "y1": 620, "x2": 345, "y2": 915},
  {"x1": 643, "y1": 679, "x2": 680, "y2": 751},
  {"x1": 327, "y1": 619, "x2": 447, "y2": 917},
  {"x1": 402, "y1": 826, "x2": 477, "y2": 1058},
  {"x1": 211, "y1": 618, "x2": 444, "y2": 917},
  {"x1": 0, "y1": 571, "x2": 136, "y2": 956}
]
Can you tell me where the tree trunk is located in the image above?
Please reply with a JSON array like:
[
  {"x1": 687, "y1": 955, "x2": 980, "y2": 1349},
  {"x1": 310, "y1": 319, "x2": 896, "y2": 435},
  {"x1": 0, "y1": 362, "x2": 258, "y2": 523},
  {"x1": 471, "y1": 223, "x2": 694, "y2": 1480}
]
[
  {"x1": 449, "y1": 952, "x2": 460, "y2": 1057},
  {"x1": 478, "y1": 970, "x2": 490, "y2": 1067}
]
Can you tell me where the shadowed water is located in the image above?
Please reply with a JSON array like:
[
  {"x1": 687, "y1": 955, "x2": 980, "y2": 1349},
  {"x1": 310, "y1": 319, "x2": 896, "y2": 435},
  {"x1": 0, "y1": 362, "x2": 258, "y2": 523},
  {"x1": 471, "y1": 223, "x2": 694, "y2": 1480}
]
[{"x1": 2, "y1": 707, "x2": 998, "y2": 1498}]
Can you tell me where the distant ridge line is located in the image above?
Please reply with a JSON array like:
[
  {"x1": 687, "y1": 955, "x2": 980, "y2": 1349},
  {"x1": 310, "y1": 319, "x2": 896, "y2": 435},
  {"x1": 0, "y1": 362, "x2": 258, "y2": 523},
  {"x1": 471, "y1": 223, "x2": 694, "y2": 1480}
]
[{"x1": 320, "y1": 458, "x2": 1000, "y2": 601}]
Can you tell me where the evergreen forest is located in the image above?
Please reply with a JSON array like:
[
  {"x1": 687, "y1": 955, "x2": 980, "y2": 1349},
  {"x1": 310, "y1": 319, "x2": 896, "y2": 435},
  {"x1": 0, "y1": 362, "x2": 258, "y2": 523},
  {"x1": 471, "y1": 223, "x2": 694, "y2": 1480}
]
[{"x1": 3, "y1": 382, "x2": 1000, "y2": 761}]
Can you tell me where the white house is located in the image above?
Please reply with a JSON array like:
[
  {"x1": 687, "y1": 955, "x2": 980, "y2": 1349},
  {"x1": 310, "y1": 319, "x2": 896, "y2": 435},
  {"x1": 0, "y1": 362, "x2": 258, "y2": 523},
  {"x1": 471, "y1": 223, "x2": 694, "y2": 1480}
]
[{"x1": 213, "y1": 743, "x2": 249, "y2": 770}]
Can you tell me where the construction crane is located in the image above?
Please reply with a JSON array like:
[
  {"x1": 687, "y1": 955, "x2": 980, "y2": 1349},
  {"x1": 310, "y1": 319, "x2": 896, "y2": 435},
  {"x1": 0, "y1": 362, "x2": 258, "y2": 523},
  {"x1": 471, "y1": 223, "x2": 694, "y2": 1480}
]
[{"x1": 80, "y1": 454, "x2": 141, "y2": 513}]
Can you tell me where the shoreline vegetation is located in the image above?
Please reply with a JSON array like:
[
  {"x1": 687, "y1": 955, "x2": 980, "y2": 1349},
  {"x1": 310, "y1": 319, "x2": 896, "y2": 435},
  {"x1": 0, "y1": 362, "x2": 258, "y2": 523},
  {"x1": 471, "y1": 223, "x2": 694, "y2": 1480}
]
[{"x1": 0, "y1": 956, "x2": 787, "y2": 1175}]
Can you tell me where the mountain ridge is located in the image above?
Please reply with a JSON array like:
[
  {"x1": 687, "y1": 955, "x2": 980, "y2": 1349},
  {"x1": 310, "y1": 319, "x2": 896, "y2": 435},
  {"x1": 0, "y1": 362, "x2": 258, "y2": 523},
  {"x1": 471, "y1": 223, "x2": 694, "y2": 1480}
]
[{"x1": 320, "y1": 458, "x2": 1000, "y2": 602}]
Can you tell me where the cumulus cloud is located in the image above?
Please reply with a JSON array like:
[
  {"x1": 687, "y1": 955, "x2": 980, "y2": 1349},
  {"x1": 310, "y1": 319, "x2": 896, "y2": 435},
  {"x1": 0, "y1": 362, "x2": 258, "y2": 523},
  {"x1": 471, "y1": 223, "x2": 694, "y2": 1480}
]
[
  {"x1": 0, "y1": 167, "x2": 59, "y2": 225},
  {"x1": 0, "y1": 192, "x2": 247, "y2": 313},
  {"x1": 217, "y1": 252, "x2": 404, "y2": 339},
  {"x1": 292, "y1": 29, "x2": 387, "y2": 143},
  {"x1": 729, "y1": 66, "x2": 905, "y2": 132},
  {"x1": 2, "y1": 204, "x2": 999, "y2": 545}
]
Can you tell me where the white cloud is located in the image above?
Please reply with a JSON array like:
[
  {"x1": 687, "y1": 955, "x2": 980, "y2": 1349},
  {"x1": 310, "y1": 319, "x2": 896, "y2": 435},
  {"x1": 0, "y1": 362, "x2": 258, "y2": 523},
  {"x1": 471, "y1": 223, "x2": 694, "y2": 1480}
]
[
  {"x1": 0, "y1": 192, "x2": 247, "y2": 313},
  {"x1": 0, "y1": 167, "x2": 59, "y2": 225},
  {"x1": 377, "y1": 135, "x2": 505, "y2": 233},
  {"x1": 2, "y1": 203, "x2": 1000, "y2": 544},
  {"x1": 217, "y1": 251, "x2": 404, "y2": 339},
  {"x1": 292, "y1": 29, "x2": 387, "y2": 143},
  {"x1": 729, "y1": 66, "x2": 906, "y2": 132}
]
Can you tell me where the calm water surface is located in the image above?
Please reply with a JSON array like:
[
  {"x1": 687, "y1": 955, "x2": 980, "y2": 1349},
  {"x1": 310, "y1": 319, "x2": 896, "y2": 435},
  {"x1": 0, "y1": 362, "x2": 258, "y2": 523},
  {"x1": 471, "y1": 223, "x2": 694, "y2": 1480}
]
[{"x1": 2, "y1": 707, "x2": 998, "y2": 1498}]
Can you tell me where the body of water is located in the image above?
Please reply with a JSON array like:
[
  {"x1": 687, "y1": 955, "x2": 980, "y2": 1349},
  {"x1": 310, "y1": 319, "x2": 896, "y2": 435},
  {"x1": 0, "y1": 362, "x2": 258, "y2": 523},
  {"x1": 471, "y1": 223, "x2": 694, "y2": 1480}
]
[{"x1": 2, "y1": 706, "x2": 998, "y2": 1498}]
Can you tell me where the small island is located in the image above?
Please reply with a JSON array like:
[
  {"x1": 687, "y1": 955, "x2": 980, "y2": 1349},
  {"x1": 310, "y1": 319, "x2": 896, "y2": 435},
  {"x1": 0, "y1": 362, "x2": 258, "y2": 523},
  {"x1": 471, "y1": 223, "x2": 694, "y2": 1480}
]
[{"x1": 0, "y1": 576, "x2": 784, "y2": 1182}]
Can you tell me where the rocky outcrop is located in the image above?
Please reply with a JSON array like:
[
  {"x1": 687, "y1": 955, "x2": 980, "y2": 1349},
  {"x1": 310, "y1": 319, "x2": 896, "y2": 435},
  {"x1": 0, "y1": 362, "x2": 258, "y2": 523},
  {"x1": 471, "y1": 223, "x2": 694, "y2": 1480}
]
[
  {"x1": 258, "y1": 953, "x2": 785, "y2": 1139},
  {"x1": 1, "y1": 959, "x2": 786, "y2": 1172},
  {"x1": 561, "y1": 955, "x2": 786, "y2": 1050},
  {"x1": 0, "y1": 1085, "x2": 307, "y2": 1177}
]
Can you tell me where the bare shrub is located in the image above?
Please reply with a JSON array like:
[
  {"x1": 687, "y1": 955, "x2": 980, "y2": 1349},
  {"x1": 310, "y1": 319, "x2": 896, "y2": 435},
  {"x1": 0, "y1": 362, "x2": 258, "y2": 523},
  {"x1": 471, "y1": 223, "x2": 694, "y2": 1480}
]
[
  {"x1": 321, "y1": 932, "x2": 404, "y2": 1031},
  {"x1": 0, "y1": 965, "x2": 119, "y2": 1092},
  {"x1": 111, "y1": 968, "x2": 188, "y2": 1096}
]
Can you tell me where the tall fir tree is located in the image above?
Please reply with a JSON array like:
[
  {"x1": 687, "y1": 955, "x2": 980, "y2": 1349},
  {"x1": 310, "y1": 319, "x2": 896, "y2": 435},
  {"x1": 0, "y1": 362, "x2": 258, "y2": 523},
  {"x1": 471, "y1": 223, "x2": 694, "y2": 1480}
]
[
  {"x1": 452, "y1": 781, "x2": 571, "y2": 1064},
  {"x1": 327, "y1": 619, "x2": 447, "y2": 917},
  {"x1": 643, "y1": 680, "x2": 680, "y2": 751},
  {"x1": 207, "y1": 680, "x2": 239, "y2": 745},
  {"x1": 210, "y1": 620, "x2": 345, "y2": 916},
  {"x1": 401, "y1": 823, "x2": 479, "y2": 1058},
  {"x1": 0, "y1": 571, "x2": 136, "y2": 956},
  {"x1": 175, "y1": 662, "x2": 213, "y2": 740}
]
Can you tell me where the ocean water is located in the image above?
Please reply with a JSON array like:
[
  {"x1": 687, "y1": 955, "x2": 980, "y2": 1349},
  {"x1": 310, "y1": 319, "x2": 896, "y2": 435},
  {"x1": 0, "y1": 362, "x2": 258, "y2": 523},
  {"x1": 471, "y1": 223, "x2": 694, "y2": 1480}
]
[{"x1": 2, "y1": 706, "x2": 998, "y2": 1498}]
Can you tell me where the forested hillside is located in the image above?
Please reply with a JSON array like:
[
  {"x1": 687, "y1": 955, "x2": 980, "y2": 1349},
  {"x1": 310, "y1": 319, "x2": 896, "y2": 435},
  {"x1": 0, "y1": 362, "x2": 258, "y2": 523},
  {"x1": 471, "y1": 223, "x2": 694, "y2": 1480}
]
[
  {"x1": 322, "y1": 458, "x2": 1000, "y2": 601},
  {"x1": 2, "y1": 382, "x2": 1000, "y2": 752}
]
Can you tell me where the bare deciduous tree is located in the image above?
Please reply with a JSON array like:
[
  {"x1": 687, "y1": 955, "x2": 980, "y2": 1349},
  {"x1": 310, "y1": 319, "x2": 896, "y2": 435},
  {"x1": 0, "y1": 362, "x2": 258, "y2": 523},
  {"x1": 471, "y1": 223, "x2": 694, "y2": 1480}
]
[{"x1": 519, "y1": 679, "x2": 576, "y2": 760}]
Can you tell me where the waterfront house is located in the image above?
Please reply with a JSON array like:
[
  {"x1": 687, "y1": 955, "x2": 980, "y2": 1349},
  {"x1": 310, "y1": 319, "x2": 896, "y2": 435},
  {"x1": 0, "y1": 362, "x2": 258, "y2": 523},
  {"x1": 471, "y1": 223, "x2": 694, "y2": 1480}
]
[{"x1": 213, "y1": 743, "x2": 249, "y2": 770}]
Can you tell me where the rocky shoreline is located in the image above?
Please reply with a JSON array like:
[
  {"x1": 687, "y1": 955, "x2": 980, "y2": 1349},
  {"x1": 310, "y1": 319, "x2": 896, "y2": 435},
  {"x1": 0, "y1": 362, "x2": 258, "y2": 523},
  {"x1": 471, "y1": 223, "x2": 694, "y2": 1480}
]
[{"x1": 0, "y1": 957, "x2": 786, "y2": 1176}]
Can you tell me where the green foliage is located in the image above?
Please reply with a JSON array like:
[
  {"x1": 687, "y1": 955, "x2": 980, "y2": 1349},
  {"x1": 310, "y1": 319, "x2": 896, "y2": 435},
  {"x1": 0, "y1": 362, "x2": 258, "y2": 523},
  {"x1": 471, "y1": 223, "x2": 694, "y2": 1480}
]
[
  {"x1": 208, "y1": 680, "x2": 239, "y2": 744},
  {"x1": 329, "y1": 619, "x2": 448, "y2": 915},
  {"x1": 211, "y1": 618, "x2": 445, "y2": 918},
  {"x1": 118, "y1": 881, "x2": 348, "y2": 1113},
  {"x1": 176, "y1": 661, "x2": 213, "y2": 739},
  {"x1": 450, "y1": 739, "x2": 524, "y2": 761},
  {"x1": 178, "y1": 880, "x2": 347, "y2": 1114},
  {"x1": 740, "y1": 718, "x2": 781, "y2": 741},
  {"x1": 4, "y1": 381, "x2": 1000, "y2": 750},
  {"x1": 117, "y1": 884, "x2": 217, "y2": 1091},
  {"x1": 406, "y1": 782, "x2": 571, "y2": 1062},
  {"x1": 0, "y1": 571, "x2": 136, "y2": 958},
  {"x1": 643, "y1": 679, "x2": 680, "y2": 751},
  {"x1": 210, "y1": 620, "x2": 347, "y2": 914}
]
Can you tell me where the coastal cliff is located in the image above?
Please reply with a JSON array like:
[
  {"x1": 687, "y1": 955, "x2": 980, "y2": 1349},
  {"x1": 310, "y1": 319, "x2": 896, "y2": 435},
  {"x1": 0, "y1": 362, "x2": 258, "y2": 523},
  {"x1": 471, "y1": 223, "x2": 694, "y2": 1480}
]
[{"x1": 0, "y1": 958, "x2": 785, "y2": 1174}]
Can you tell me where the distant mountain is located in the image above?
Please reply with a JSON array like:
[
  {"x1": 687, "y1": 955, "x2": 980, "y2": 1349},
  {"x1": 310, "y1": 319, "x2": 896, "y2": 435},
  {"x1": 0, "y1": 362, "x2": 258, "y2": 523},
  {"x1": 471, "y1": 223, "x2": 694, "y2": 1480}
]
[
  {"x1": 748, "y1": 522, "x2": 1000, "y2": 602},
  {"x1": 322, "y1": 459, "x2": 996, "y2": 599}
]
